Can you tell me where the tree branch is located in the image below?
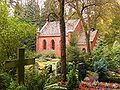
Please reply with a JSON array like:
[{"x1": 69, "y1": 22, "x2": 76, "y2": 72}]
[
  {"x1": 66, "y1": 12, "x2": 76, "y2": 22},
  {"x1": 65, "y1": 0, "x2": 77, "y2": 10},
  {"x1": 81, "y1": 3, "x2": 96, "y2": 15}
]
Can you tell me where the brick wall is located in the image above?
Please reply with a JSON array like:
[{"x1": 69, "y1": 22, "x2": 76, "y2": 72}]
[{"x1": 36, "y1": 35, "x2": 69, "y2": 57}]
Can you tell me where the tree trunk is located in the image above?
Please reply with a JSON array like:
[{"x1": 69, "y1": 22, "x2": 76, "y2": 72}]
[
  {"x1": 59, "y1": 0, "x2": 66, "y2": 81},
  {"x1": 75, "y1": 0, "x2": 91, "y2": 55},
  {"x1": 85, "y1": 30, "x2": 91, "y2": 54}
]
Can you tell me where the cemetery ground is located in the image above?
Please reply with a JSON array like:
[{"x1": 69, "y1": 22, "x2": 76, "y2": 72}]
[
  {"x1": 1, "y1": 0, "x2": 120, "y2": 89},
  {"x1": 1, "y1": 44, "x2": 120, "y2": 90},
  {"x1": 15, "y1": 58, "x2": 120, "y2": 90}
]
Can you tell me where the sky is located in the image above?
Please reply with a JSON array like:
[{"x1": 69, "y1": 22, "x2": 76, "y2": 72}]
[
  {"x1": 8, "y1": 0, "x2": 46, "y2": 16},
  {"x1": 22, "y1": 0, "x2": 46, "y2": 8},
  {"x1": 11, "y1": 0, "x2": 46, "y2": 8},
  {"x1": 38, "y1": 0, "x2": 46, "y2": 7},
  {"x1": 37, "y1": 0, "x2": 46, "y2": 10}
]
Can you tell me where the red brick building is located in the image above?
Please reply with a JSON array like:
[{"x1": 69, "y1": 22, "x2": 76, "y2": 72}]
[{"x1": 36, "y1": 19, "x2": 99, "y2": 56}]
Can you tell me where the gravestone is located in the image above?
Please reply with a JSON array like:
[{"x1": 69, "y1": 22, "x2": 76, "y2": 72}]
[
  {"x1": 55, "y1": 62, "x2": 58, "y2": 76},
  {"x1": 45, "y1": 64, "x2": 52, "y2": 74},
  {"x1": 5, "y1": 48, "x2": 35, "y2": 84},
  {"x1": 78, "y1": 63, "x2": 86, "y2": 81}
]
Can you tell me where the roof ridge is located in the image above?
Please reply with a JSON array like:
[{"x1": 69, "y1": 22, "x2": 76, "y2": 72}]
[{"x1": 39, "y1": 19, "x2": 80, "y2": 36}]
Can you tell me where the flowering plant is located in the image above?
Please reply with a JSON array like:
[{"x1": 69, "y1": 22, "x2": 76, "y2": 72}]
[{"x1": 80, "y1": 81, "x2": 120, "y2": 89}]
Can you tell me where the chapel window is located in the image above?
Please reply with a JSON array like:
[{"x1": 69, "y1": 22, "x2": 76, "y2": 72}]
[
  {"x1": 51, "y1": 40, "x2": 55, "y2": 50},
  {"x1": 82, "y1": 48, "x2": 86, "y2": 52},
  {"x1": 43, "y1": 40, "x2": 47, "y2": 49}
]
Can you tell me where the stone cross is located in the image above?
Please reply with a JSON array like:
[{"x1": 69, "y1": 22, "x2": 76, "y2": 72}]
[{"x1": 5, "y1": 48, "x2": 35, "y2": 85}]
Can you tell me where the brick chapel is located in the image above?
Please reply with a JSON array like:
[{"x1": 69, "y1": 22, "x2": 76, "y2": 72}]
[{"x1": 36, "y1": 19, "x2": 99, "y2": 56}]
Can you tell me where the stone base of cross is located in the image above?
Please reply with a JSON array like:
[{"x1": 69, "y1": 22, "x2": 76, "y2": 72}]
[{"x1": 5, "y1": 48, "x2": 35, "y2": 85}]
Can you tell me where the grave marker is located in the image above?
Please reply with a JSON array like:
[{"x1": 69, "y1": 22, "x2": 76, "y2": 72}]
[
  {"x1": 5, "y1": 48, "x2": 35, "y2": 84},
  {"x1": 78, "y1": 63, "x2": 86, "y2": 81},
  {"x1": 55, "y1": 62, "x2": 58, "y2": 76},
  {"x1": 45, "y1": 64, "x2": 52, "y2": 74}
]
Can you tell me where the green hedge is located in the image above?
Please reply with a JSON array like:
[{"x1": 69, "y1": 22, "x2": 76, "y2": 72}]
[
  {"x1": 107, "y1": 76, "x2": 120, "y2": 83},
  {"x1": 99, "y1": 75, "x2": 120, "y2": 83}
]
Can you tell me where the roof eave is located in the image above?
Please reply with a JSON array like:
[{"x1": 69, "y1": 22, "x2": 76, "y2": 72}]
[{"x1": 39, "y1": 22, "x2": 49, "y2": 33}]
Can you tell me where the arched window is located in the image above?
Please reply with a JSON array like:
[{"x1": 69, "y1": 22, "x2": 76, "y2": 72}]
[
  {"x1": 51, "y1": 40, "x2": 55, "y2": 50},
  {"x1": 82, "y1": 48, "x2": 86, "y2": 52},
  {"x1": 43, "y1": 40, "x2": 47, "y2": 49}
]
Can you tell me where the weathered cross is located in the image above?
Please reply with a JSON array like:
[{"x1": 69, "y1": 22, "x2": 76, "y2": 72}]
[{"x1": 5, "y1": 48, "x2": 35, "y2": 85}]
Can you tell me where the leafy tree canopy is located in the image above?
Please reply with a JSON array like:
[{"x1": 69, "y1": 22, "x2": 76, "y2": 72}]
[{"x1": 0, "y1": 1, "x2": 36, "y2": 61}]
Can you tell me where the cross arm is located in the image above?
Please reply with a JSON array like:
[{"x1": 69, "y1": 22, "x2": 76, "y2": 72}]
[
  {"x1": 5, "y1": 60, "x2": 18, "y2": 69},
  {"x1": 24, "y1": 58, "x2": 35, "y2": 65}
]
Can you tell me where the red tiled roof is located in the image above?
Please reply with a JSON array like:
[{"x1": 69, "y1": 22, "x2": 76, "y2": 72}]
[
  {"x1": 39, "y1": 20, "x2": 80, "y2": 36},
  {"x1": 78, "y1": 30, "x2": 98, "y2": 44}
]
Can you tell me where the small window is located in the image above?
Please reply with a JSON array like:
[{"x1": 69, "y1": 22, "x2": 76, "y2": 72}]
[
  {"x1": 43, "y1": 40, "x2": 47, "y2": 49},
  {"x1": 51, "y1": 40, "x2": 55, "y2": 50}
]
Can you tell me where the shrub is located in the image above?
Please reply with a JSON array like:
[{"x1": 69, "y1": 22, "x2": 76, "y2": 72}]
[
  {"x1": 56, "y1": 61, "x2": 61, "y2": 74},
  {"x1": 67, "y1": 66, "x2": 79, "y2": 90},
  {"x1": 67, "y1": 46, "x2": 80, "y2": 65},
  {"x1": 97, "y1": 75, "x2": 120, "y2": 83},
  {"x1": 67, "y1": 63, "x2": 73, "y2": 73},
  {"x1": 93, "y1": 58, "x2": 109, "y2": 81},
  {"x1": 92, "y1": 37, "x2": 106, "y2": 62},
  {"x1": 92, "y1": 38, "x2": 120, "y2": 71},
  {"x1": 25, "y1": 49, "x2": 37, "y2": 58},
  {"x1": 93, "y1": 58, "x2": 109, "y2": 74},
  {"x1": 106, "y1": 76, "x2": 120, "y2": 83},
  {"x1": 35, "y1": 52, "x2": 42, "y2": 59},
  {"x1": 5, "y1": 67, "x2": 57, "y2": 90},
  {"x1": 25, "y1": 50, "x2": 42, "y2": 59},
  {"x1": 44, "y1": 73, "x2": 58, "y2": 86},
  {"x1": 80, "y1": 52, "x2": 93, "y2": 71},
  {"x1": 41, "y1": 50, "x2": 56, "y2": 59},
  {"x1": 8, "y1": 81, "x2": 27, "y2": 90},
  {"x1": 111, "y1": 45, "x2": 120, "y2": 70},
  {"x1": 23, "y1": 36, "x2": 36, "y2": 51},
  {"x1": 24, "y1": 67, "x2": 57, "y2": 90},
  {"x1": 16, "y1": 85, "x2": 27, "y2": 90},
  {"x1": 24, "y1": 69, "x2": 47, "y2": 90},
  {"x1": 0, "y1": 72, "x2": 12, "y2": 89}
]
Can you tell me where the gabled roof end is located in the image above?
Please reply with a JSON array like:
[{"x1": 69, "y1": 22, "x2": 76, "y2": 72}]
[{"x1": 39, "y1": 22, "x2": 49, "y2": 33}]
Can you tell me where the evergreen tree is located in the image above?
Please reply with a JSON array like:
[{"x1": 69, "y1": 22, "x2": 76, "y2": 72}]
[
  {"x1": 67, "y1": 33, "x2": 81, "y2": 65},
  {"x1": 39, "y1": 0, "x2": 59, "y2": 31},
  {"x1": 43, "y1": 0, "x2": 59, "y2": 21},
  {"x1": 24, "y1": 0, "x2": 40, "y2": 25}
]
